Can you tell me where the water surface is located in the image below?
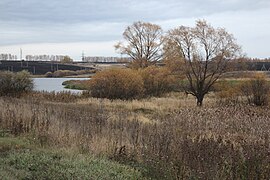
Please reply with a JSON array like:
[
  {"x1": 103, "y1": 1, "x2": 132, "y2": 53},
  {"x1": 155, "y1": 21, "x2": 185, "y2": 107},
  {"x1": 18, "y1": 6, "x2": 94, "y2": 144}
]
[{"x1": 33, "y1": 78, "x2": 89, "y2": 93}]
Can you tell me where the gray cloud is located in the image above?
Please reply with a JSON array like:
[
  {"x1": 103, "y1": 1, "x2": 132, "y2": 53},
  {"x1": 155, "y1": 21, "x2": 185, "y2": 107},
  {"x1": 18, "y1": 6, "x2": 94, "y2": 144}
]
[
  {"x1": 0, "y1": 20, "x2": 124, "y2": 45},
  {"x1": 0, "y1": 0, "x2": 270, "y2": 58},
  {"x1": 0, "y1": 0, "x2": 269, "y2": 23}
]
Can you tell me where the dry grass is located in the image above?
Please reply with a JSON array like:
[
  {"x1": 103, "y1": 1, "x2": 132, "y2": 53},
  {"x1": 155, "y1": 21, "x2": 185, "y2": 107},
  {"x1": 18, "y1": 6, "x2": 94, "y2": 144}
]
[
  {"x1": 77, "y1": 92, "x2": 216, "y2": 112},
  {"x1": 0, "y1": 93, "x2": 269, "y2": 179}
]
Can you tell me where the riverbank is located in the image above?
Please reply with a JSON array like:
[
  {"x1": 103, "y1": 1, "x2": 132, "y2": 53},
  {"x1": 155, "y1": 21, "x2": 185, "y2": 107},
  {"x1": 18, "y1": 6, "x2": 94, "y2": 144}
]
[
  {"x1": 31, "y1": 74, "x2": 93, "y2": 78},
  {"x1": 62, "y1": 79, "x2": 90, "y2": 90}
]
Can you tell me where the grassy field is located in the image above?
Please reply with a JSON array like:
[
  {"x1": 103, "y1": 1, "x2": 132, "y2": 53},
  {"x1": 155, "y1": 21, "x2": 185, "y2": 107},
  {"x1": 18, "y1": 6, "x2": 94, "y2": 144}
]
[
  {"x1": 0, "y1": 135, "x2": 145, "y2": 180},
  {"x1": 1, "y1": 91, "x2": 270, "y2": 179}
]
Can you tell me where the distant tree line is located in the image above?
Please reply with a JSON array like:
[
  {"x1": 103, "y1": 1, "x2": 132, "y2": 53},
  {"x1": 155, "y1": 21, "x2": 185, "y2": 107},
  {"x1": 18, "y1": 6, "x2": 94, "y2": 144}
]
[
  {"x1": 82, "y1": 56, "x2": 131, "y2": 63},
  {"x1": 0, "y1": 54, "x2": 18, "y2": 60},
  {"x1": 0, "y1": 54, "x2": 72, "y2": 62},
  {"x1": 25, "y1": 55, "x2": 70, "y2": 61}
]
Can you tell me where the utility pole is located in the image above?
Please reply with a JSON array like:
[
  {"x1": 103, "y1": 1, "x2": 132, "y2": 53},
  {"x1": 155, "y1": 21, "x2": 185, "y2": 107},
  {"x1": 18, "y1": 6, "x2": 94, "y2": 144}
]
[
  {"x1": 51, "y1": 61, "x2": 53, "y2": 71},
  {"x1": 82, "y1": 51, "x2": 85, "y2": 62},
  {"x1": 20, "y1": 48, "x2": 23, "y2": 60},
  {"x1": 8, "y1": 66, "x2": 13, "y2": 71},
  {"x1": 20, "y1": 48, "x2": 23, "y2": 68}
]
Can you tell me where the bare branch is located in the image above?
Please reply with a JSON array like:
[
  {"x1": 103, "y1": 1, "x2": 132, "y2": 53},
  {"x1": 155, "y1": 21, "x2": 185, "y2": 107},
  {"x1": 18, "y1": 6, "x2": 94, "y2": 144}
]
[
  {"x1": 115, "y1": 21, "x2": 163, "y2": 68},
  {"x1": 168, "y1": 20, "x2": 241, "y2": 106}
]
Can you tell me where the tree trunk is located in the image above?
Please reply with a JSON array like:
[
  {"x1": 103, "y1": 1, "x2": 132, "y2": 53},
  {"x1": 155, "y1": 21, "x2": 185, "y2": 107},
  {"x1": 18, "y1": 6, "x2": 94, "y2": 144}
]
[{"x1": 196, "y1": 95, "x2": 204, "y2": 106}]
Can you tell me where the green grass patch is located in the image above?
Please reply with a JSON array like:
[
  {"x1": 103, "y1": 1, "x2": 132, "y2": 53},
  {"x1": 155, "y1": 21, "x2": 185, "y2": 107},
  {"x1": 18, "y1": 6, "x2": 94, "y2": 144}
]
[
  {"x1": 62, "y1": 80, "x2": 89, "y2": 90},
  {"x1": 0, "y1": 136, "x2": 145, "y2": 180},
  {"x1": 0, "y1": 136, "x2": 32, "y2": 154}
]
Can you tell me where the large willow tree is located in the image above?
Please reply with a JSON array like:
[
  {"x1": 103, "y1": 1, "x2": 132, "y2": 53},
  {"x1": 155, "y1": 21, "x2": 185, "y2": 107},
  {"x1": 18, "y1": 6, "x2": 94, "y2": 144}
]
[
  {"x1": 115, "y1": 21, "x2": 164, "y2": 69},
  {"x1": 169, "y1": 20, "x2": 241, "y2": 106}
]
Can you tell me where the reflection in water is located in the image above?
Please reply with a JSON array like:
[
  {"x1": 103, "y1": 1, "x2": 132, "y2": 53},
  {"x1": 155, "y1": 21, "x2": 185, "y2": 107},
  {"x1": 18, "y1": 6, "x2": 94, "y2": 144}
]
[{"x1": 33, "y1": 78, "x2": 89, "y2": 93}]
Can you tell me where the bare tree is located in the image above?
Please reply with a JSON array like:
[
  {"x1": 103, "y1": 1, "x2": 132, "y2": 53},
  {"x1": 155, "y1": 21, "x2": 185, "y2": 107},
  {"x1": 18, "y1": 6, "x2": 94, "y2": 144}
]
[
  {"x1": 115, "y1": 21, "x2": 164, "y2": 69},
  {"x1": 168, "y1": 20, "x2": 241, "y2": 106}
]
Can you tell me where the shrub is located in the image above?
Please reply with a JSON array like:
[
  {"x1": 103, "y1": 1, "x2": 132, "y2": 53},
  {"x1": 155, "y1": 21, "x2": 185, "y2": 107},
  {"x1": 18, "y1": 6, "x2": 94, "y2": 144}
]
[
  {"x1": 214, "y1": 80, "x2": 241, "y2": 105},
  {"x1": 45, "y1": 71, "x2": 53, "y2": 77},
  {"x1": 240, "y1": 73, "x2": 270, "y2": 106},
  {"x1": 89, "y1": 67, "x2": 179, "y2": 100},
  {"x1": 52, "y1": 70, "x2": 76, "y2": 77},
  {"x1": 89, "y1": 69, "x2": 144, "y2": 100},
  {"x1": 139, "y1": 66, "x2": 178, "y2": 96},
  {"x1": 0, "y1": 71, "x2": 33, "y2": 97},
  {"x1": 45, "y1": 69, "x2": 95, "y2": 77}
]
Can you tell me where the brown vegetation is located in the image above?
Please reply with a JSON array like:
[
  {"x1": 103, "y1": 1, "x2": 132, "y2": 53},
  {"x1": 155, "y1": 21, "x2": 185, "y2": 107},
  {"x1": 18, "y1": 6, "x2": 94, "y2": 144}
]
[
  {"x1": 140, "y1": 66, "x2": 179, "y2": 96},
  {"x1": 240, "y1": 73, "x2": 270, "y2": 106},
  {"x1": 89, "y1": 68, "x2": 144, "y2": 100},
  {"x1": 214, "y1": 80, "x2": 241, "y2": 105},
  {"x1": 0, "y1": 92, "x2": 269, "y2": 179},
  {"x1": 45, "y1": 69, "x2": 96, "y2": 77},
  {"x1": 88, "y1": 67, "x2": 180, "y2": 99}
]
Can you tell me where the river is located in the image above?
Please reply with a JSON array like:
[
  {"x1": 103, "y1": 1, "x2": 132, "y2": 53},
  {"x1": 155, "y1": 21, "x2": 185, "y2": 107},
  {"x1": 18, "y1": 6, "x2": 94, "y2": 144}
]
[{"x1": 33, "y1": 78, "x2": 89, "y2": 93}]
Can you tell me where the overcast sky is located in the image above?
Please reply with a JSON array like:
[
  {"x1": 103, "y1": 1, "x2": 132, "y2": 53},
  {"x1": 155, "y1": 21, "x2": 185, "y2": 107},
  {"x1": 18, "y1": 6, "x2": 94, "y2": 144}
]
[{"x1": 0, "y1": 0, "x2": 270, "y2": 60}]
